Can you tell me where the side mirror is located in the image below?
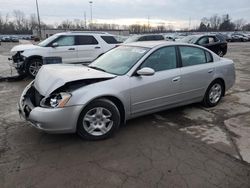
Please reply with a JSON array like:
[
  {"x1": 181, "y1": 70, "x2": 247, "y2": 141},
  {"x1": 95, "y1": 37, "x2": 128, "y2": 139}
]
[
  {"x1": 52, "y1": 42, "x2": 59, "y2": 48},
  {"x1": 137, "y1": 67, "x2": 155, "y2": 76}
]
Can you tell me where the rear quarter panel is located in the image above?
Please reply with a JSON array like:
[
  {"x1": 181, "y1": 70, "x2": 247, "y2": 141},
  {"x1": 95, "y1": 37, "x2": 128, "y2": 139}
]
[{"x1": 213, "y1": 57, "x2": 235, "y2": 91}]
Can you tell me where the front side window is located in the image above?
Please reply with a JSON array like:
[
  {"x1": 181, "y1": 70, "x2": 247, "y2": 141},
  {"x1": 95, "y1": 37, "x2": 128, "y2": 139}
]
[
  {"x1": 179, "y1": 46, "x2": 206, "y2": 67},
  {"x1": 55, "y1": 36, "x2": 75, "y2": 46},
  {"x1": 140, "y1": 47, "x2": 177, "y2": 72},
  {"x1": 77, "y1": 35, "x2": 98, "y2": 45},
  {"x1": 198, "y1": 37, "x2": 209, "y2": 45}
]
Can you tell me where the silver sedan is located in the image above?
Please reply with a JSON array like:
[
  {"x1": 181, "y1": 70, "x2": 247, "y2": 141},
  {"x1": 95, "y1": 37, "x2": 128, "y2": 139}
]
[{"x1": 19, "y1": 41, "x2": 235, "y2": 140}]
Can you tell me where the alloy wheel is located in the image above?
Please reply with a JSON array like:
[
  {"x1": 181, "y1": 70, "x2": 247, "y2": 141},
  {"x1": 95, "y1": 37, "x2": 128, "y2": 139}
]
[
  {"x1": 29, "y1": 61, "x2": 43, "y2": 77},
  {"x1": 83, "y1": 107, "x2": 113, "y2": 136},
  {"x1": 209, "y1": 83, "x2": 222, "y2": 104}
]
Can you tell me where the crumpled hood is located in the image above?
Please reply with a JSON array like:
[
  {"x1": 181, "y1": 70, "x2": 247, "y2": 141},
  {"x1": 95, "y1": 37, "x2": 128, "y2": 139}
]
[
  {"x1": 34, "y1": 64, "x2": 116, "y2": 97},
  {"x1": 10, "y1": 44, "x2": 41, "y2": 53}
]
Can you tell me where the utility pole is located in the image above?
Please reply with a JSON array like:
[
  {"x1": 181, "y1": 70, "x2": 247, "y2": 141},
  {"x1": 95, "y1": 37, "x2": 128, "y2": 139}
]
[
  {"x1": 189, "y1": 17, "x2": 191, "y2": 31},
  {"x1": 35, "y1": 0, "x2": 42, "y2": 39},
  {"x1": 84, "y1": 11, "x2": 87, "y2": 29},
  {"x1": 89, "y1": 1, "x2": 93, "y2": 29},
  {"x1": 148, "y1": 16, "x2": 150, "y2": 33}
]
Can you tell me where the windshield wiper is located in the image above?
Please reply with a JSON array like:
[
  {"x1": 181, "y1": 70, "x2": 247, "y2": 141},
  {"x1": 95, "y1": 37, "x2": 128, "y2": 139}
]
[{"x1": 88, "y1": 66, "x2": 107, "y2": 73}]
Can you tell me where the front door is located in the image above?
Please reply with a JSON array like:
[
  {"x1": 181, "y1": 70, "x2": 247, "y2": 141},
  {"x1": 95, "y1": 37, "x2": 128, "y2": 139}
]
[
  {"x1": 49, "y1": 35, "x2": 78, "y2": 63},
  {"x1": 130, "y1": 46, "x2": 182, "y2": 115}
]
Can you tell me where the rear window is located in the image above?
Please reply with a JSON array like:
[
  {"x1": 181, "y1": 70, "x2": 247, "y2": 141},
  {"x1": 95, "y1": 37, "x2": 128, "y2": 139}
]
[
  {"x1": 77, "y1": 35, "x2": 98, "y2": 45},
  {"x1": 101, "y1": 36, "x2": 119, "y2": 44}
]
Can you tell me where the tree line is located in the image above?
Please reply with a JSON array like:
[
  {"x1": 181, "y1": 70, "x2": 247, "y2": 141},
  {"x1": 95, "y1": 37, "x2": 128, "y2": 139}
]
[
  {"x1": 198, "y1": 14, "x2": 250, "y2": 32},
  {"x1": 0, "y1": 10, "x2": 250, "y2": 35}
]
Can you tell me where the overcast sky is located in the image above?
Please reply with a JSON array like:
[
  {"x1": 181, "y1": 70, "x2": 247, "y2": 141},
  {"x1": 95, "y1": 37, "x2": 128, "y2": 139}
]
[{"x1": 0, "y1": 0, "x2": 250, "y2": 29}]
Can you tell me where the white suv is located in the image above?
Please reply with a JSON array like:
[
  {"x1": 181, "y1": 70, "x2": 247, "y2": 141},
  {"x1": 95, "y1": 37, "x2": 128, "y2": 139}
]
[{"x1": 10, "y1": 32, "x2": 119, "y2": 77}]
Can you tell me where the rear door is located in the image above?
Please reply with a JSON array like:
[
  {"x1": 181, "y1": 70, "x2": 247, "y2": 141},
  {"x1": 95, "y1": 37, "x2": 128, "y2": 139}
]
[
  {"x1": 48, "y1": 35, "x2": 78, "y2": 63},
  {"x1": 130, "y1": 46, "x2": 182, "y2": 114},
  {"x1": 76, "y1": 35, "x2": 102, "y2": 63},
  {"x1": 178, "y1": 46, "x2": 215, "y2": 101}
]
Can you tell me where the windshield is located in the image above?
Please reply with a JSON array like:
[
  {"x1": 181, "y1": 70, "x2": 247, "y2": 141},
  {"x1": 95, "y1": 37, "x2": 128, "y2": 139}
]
[
  {"x1": 180, "y1": 35, "x2": 199, "y2": 43},
  {"x1": 38, "y1": 35, "x2": 59, "y2": 47},
  {"x1": 89, "y1": 46, "x2": 149, "y2": 75}
]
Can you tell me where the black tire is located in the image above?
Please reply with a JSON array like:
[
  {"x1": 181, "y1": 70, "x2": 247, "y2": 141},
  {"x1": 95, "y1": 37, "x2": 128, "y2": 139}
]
[
  {"x1": 202, "y1": 80, "x2": 224, "y2": 108},
  {"x1": 77, "y1": 98, "x2": 120, "y2": 140},
  {"x1": 25, "y1": 58, "x2": 43, "y2": 78}
]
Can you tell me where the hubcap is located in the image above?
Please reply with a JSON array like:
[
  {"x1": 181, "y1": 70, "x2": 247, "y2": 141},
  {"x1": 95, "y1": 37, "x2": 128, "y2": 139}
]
[
  {"x1": 83, "y1": 107, "x2": 113, "y2": 136},
  {"x1": 209, "y1": 83, "x2": 222, "y2": 104},
  {"x1": 29, "y1": 61, "x2": 42, "y2": 76}
]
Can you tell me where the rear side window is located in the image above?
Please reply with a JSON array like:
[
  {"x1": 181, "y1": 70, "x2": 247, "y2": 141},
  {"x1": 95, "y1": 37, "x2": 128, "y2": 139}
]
[
  {"x1": 205, "y1": 51, "x2": 213, "y2": 62},
  {"x1": 77, "y1": 35, "x2": 98, "y2": 45},
  {"x1": 154, "y1": 35, "x2": 164, "y2": 40},
  {"x1": 179, "y1": 46, "x2": 206, "y2": 67},
  {"x1": 101, "y1": 36, "x2": 119, "y2": 44}
]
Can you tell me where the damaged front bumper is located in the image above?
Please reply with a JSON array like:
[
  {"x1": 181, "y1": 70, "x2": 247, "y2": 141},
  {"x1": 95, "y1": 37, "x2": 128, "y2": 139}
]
[
  {"x1": 9, "y1": 52, "x2": 26, "y2": 74},
  {"x1": 18, "y1": 82, "x2": 83, "y2": 133}
]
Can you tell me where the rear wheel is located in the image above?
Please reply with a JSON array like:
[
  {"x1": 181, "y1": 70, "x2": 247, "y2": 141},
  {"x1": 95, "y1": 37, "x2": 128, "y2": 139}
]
[
  {"x1": 77, "y1": 99, "x2": 120, "y2": 140},
  {"x1": 202, "y1": 80, "x2": 224, "y2": 107},
  {"x1": 26, "y1": 58, "x2": 43, "y2": 77}
]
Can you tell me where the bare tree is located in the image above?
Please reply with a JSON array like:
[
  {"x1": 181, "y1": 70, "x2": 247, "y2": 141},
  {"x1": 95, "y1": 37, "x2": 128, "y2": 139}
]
[
  {"x1": 234, "y1": 19, "x2": 246, "y2": 30},
  {"x1": 13, "y1": 10, "x2": 26, "y2": 31},
  {"x1": 210, "y1": 14, "x2": 221, "y2": 30}
]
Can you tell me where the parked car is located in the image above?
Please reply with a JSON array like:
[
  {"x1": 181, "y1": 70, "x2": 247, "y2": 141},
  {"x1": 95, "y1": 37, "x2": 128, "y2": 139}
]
[
  {"x1": 18, "y1": 41, "x2": 235, "y2": 140},
  {"x1": 231, "y1": 33, "x2": 249, "y2": 42},
  {"x1": 124, "y1": 34, "x2": 165, "y2": 43},
  {"x1": 1, "y1": 36, "x2": 12, "y2": 42},
  {"x1": 180, "y1": 34, "x2": 227, "y2": 57},
  {"x1": 10, "y1": 32, "x2": 119, "y2": 77},
  {"x1": 10, "y1": 36, "x2": 19, "y2": 42}
]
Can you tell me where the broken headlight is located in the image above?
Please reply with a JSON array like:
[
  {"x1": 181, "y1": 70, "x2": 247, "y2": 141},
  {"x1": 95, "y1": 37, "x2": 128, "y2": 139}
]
[{"x1": 41, "y1": 92, "x2": 72, "y2": 108}]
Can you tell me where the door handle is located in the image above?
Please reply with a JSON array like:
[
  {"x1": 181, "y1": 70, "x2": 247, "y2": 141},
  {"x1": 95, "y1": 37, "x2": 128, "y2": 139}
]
[
  {"x1": 95, "y1": 46, "x2": 101, "y2": 49},
  {"x1": 172, "y1": 76, "x2": 180, "y2": 82},
  {"x1": 68, "y1": 48, "x2": 75, "y2": 50},
  {"x1": 208, "y1": 69, "x2": 214, "y2": 73}
]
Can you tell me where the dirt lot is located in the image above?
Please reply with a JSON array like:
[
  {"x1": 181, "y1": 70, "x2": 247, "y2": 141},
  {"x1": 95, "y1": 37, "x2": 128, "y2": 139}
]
[{"x1": 0, "y1": 42, "x2": 250, "y2": 188}]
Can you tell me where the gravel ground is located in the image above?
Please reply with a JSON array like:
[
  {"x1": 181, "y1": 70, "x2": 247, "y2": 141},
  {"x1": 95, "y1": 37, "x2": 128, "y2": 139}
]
[{"x1": 0, "y1": 41, "x2": 250, "y2": 188}]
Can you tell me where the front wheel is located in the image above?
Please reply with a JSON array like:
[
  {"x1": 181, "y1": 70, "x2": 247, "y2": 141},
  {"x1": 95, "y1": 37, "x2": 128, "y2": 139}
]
[
  {"x1": 202, "y1": 80, "x2": 224, "y2": 107},
  {"x1": 77, "y1": 99, "x2": 120, "y2": 140},
  {"x1": 26, "y1": 58, "x2": 43, "y2": 77}
]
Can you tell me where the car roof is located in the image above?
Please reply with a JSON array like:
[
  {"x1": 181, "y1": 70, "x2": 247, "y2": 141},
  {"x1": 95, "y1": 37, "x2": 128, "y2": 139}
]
[
  {"x1": 122, "y1": 41, "x2": 204, "y2": 49},
  {"x1": 122, "y1": 40, "x2": 220, "y2": 52},
  {"x1": 122, "y1": 41, "x2": 172, "y2": 48},
  {"x1": 55, "y1": 32, "x2": 114, "y2": 36}
]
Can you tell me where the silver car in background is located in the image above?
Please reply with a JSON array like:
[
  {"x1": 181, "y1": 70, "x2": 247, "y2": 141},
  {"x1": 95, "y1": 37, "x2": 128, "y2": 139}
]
[{"x1": 19, "y1": 41, "x2": 235, "y2": 140}]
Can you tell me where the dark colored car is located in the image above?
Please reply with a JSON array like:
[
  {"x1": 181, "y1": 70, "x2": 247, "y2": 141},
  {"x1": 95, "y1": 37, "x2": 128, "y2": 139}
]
[{"x1": 180, "y1": 34, "x2": 227, "y2": 57}]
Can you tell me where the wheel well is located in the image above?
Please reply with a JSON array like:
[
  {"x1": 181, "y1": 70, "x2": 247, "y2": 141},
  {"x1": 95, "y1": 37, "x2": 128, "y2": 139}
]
[
  {"x1": 25, "y1": 56, "x2": 43, "y2": 74},
  {"x1": 27, "y1": 56, "x2": 43, "y2": 63},
  {"x1": 96, "y1": 96, "x2": 126, "y2": 125},
  {"x1": 212, "y1": 78, "x2": 225, "y2": 96}
]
